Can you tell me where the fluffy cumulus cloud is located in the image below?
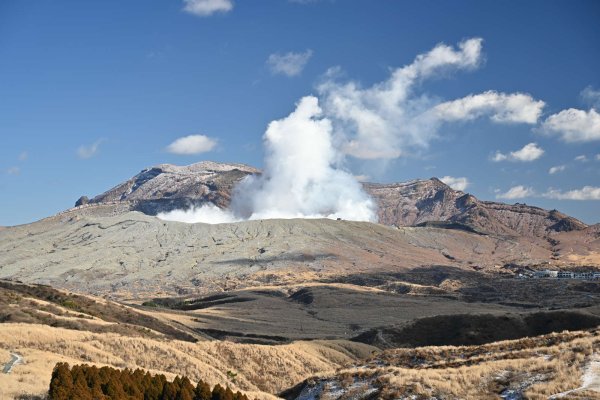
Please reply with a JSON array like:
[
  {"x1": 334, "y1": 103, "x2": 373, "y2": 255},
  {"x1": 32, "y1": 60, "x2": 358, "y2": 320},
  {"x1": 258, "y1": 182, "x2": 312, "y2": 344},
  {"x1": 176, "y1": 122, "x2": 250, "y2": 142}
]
[
  {"x1": 439, "y1": 176, "x2": 469, "y2": 191},
  {"x1": 77, "y1": 140, "x2": 103, "y2": 159},
  {"x1": 267, "y1": 50, "x2": 313, "y2": 77},
  {"x1": 433, "y1": 91, "x2": 544, "y2": 124},
  {"x1": 166, "y1": 135, "x2": 217, "y2": 155},
  {"x1": 544, "y1": 186, "x2": 600, "y2": 200},
  {"x1": 540, "y1": 108, "x2": 600, "y2": 142},
  {"x1": 548, "y1": 165, "x2": 566, "y2": 175},
  {"x1": 317, "y1": 38, "x2": 544, "y2": 160},
  {"x1": 492, "y1": 143, "x2": 544, "y2": 162},
  {"x1": 495, "y1": 185, "x2": 536, "y2": 200},
  {"x1": 182, "y1": 0, "x2": 233, "y2": 16}
]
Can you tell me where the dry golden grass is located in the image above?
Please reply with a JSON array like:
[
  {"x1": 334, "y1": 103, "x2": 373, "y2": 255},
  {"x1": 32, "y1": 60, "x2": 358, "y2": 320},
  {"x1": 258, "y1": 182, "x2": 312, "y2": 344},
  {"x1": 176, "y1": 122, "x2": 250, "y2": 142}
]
[
  {"x1": 0, "y1": 323, "x2": 376, "y2": 399},
  {"x1": 303, "y1": 329, "x2": 600, "y2": 399}
]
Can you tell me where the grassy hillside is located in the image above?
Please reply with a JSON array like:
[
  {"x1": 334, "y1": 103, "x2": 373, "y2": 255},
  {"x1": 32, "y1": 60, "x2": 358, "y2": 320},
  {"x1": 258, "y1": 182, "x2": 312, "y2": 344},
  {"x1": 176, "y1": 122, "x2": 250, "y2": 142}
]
[
  {"x1": 0, "y1": 323, "x2": 375, "y2": 399},
  {"x1": 283, "y1": 329, "x2": 600, "y2": 399}
]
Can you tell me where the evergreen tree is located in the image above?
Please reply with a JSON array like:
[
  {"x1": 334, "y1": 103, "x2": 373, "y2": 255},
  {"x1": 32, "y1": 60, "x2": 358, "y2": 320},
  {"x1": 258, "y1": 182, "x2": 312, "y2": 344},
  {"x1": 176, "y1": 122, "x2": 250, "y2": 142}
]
[
  {"x1": 48, "y1": 363, "x2": 73, "y2": 400},
  {"x1": 161, "y1": 381, "x2": 178, "y2": 400},
  {"x1": 194, "y1": 381, "x2": 212, "y2": 400}
]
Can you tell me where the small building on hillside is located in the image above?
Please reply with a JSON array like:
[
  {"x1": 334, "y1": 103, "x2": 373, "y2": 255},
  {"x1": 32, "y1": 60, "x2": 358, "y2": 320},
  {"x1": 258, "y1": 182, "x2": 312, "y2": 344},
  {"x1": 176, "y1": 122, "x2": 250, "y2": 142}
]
[{"x1": 534, "y1": 270, "x2": 558, "y2": 278}]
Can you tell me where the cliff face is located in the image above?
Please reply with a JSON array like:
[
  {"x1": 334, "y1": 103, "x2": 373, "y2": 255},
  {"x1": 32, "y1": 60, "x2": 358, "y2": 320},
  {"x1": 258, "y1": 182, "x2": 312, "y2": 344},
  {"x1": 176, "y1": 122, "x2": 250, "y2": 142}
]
[{"x1": 78, "y1": 161, "x2": 587, "y2": 238}]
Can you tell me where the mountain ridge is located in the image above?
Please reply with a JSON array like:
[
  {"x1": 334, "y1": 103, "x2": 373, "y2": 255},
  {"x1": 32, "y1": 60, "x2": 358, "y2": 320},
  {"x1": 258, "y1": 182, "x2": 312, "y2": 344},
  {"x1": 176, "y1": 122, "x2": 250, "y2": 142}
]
[{"x1": 71, "y1": 161, "x2": 587, "y2": 239}]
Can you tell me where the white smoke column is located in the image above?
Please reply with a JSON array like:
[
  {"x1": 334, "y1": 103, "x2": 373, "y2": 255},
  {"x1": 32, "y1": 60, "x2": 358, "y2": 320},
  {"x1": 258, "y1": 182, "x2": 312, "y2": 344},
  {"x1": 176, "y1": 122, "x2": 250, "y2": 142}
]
[
  {"x1": 157, "y1": 96, "x2": 377, "y2": 224},
  {"x1": 232, "y1": 96, "x2": 377, "y2": 222}
]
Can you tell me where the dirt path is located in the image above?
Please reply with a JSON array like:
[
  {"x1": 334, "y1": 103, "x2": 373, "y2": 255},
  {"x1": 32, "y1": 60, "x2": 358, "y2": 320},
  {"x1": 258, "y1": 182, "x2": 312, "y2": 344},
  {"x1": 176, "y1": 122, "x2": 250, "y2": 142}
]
[
  {"x1": 550, "y1": 354, "x2": 600, "y2": 398},
  {"x1": 2, "y1": 352, "x2": 23, "y2": 374}
]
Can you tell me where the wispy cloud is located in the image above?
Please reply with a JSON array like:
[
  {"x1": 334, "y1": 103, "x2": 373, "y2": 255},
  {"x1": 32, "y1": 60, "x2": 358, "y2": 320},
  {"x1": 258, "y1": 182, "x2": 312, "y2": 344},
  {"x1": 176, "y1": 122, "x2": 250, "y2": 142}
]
[
  {"x1": 440, "y1": 176, "x2": 469, "y2": 191},
  {"x1": 581, "y1": 86, "x2": 600, "y2": 108},
  {"x1": 544, "y1": 186, "x2": 600, "y2": 200},
  {"x1": 540, "y1": 108, "x2": 600, "y2": 142},
  {"x1": 317, "y1": 38, "x2": 545, "y2": 160},
  {"x1": 267, "y1": 50, "x2": 313, "y2": 77},
  {"x1": 77, "y1": 140, "x2": 104, "y2": 159},
  {"x1": 575, "y1": 155, "x2": 588, "y2": 162},
  {"x1": 5, "y1": 166, "x2": 20, "y2": 176},
  {"x1": 496, "y1": 185, "x2": 535, "y2": 200},
  {"x1": 491, "y1": 142, "x2": 544, "y2": 162},
  {"x1": 548, "y1": 165, "x2": 566, "y2": 175},
  {"x1": 182, "y1": 0, "x2": 233, "y2": 16},
  {"x1": 166, "y1": 134, "x2": 217, "y2": 155},
  {"x1": 18, "y1": 151, "x2": 28, "y2": 161}
]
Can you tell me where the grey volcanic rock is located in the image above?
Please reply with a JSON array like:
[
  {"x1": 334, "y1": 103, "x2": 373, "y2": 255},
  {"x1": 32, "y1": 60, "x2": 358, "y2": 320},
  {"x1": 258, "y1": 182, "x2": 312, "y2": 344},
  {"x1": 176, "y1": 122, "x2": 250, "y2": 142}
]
[
  {"x1": 89, "y1": 161, "x2": 259, "y2": 215},
  {"x1": 73, "y1": 161, "x2": 587, "y2": 239},
  {"x1": 75, "y1": 196, "x2": 89, "y2": 207}
]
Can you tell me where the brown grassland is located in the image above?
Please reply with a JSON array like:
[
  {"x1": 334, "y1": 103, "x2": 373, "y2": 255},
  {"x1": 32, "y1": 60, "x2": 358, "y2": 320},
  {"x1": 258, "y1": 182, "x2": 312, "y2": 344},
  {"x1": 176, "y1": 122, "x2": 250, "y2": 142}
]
[{"x1": 0, "y1": 323, "x2": 375, "y2": 399}]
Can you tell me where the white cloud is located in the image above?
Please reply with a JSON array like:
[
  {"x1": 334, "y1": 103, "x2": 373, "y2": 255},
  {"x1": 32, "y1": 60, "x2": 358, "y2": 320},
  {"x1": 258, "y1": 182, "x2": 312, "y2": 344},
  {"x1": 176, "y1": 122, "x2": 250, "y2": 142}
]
[
  {"x1": 496, "y1": 185, "x2": 535, "y2": 200},
  {"x1": 581, "y1": 86, "x2": 600, "y2": 108},
  {"x1": 433, "y1": 91, "x2": 544, "y2": 124},
  {"x1": 166, "y1": 134, "x2": 217, "y2": 155},
  {"x1": 439, "y1": 176, "x2": 469, "y2": 191},
  {"x1": 182, "y1": 0, "x2": 233, "y2": 16},
  {"x1": 575, "y1": 155, "x2": 588, "y2": 162},
  {"x1": 77, "y1": 140, "x2": 103, "y2": 159},
  {"x1": 492, "y1": 142, "x2": 544, "y2": 162},
  {"x1": 267, "y1": 50, "x2": 313, "y2": 77},
  {"x1": 544, "y1": 186, "x2": 600, "y2": 200},
  {"x1": 6, "y1": 166, "x2": 20, "y2": 175},
  {"x1": 596, "y1": 154, "x2": 600, "y2": 161},
  {"x1": 548, "y1": 165, "x2": 566, "y2": 174},
  {"x1": 540, "y1": 108, "x2": 600, "y2": 142},
  {"x1": 317, "y1": 38, "x2": 546, "y2": 160},
  {"x1": 18, "y1": 151, "x2": 28, "y2": 161}
]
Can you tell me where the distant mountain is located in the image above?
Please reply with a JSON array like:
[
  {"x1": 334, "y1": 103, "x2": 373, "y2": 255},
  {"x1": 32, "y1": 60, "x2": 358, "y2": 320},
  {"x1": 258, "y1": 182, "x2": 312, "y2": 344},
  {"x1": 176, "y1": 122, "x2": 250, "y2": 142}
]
[
  {"x1": 365, "y1": 178, "x2": 587, "y2": 237},
  {"x1": 74, "y1": 161, "x2": 587, "y2": 239}
]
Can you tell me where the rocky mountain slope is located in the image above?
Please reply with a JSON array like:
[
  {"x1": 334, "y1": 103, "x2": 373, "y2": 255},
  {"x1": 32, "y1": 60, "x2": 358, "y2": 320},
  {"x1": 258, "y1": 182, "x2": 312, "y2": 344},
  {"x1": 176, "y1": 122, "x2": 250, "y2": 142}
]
[
  {"x1": 73, "y1": 161, "x2": 587, "y2": 239},
  {"x1": 82, "y1": 161, "x2": 259, "y2": 215},
  {"x1": 365, "y1": 178, "x2": 587, "y2": 237}
]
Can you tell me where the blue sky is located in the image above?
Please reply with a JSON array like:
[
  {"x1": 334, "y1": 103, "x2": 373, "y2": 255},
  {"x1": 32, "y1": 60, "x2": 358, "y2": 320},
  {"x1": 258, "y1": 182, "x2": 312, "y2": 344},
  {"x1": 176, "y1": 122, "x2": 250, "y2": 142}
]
[{"x1": 1, "y1": 0, "x2": 599, "y2": 226}]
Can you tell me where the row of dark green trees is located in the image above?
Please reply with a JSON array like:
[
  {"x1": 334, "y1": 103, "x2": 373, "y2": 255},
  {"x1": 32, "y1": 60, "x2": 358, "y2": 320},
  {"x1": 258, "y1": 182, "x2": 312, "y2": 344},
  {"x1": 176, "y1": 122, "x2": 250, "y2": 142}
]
[{"x1": 48, "y1": 363, "x2": 251, "y2": 400}]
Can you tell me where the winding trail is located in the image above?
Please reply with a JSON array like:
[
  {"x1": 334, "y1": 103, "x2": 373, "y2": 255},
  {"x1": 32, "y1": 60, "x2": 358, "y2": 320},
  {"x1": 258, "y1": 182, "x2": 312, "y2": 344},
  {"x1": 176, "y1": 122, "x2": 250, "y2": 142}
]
[{"x1": 2, "y1": 352, "x2": 23, "y2": 374}]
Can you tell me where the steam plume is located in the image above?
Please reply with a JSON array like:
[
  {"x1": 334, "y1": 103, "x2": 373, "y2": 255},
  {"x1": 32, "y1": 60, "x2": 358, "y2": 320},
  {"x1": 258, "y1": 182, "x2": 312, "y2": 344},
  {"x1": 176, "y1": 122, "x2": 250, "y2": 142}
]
[{"x1": 157, "y1": 97, "x2": 377, "y2": 224}]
